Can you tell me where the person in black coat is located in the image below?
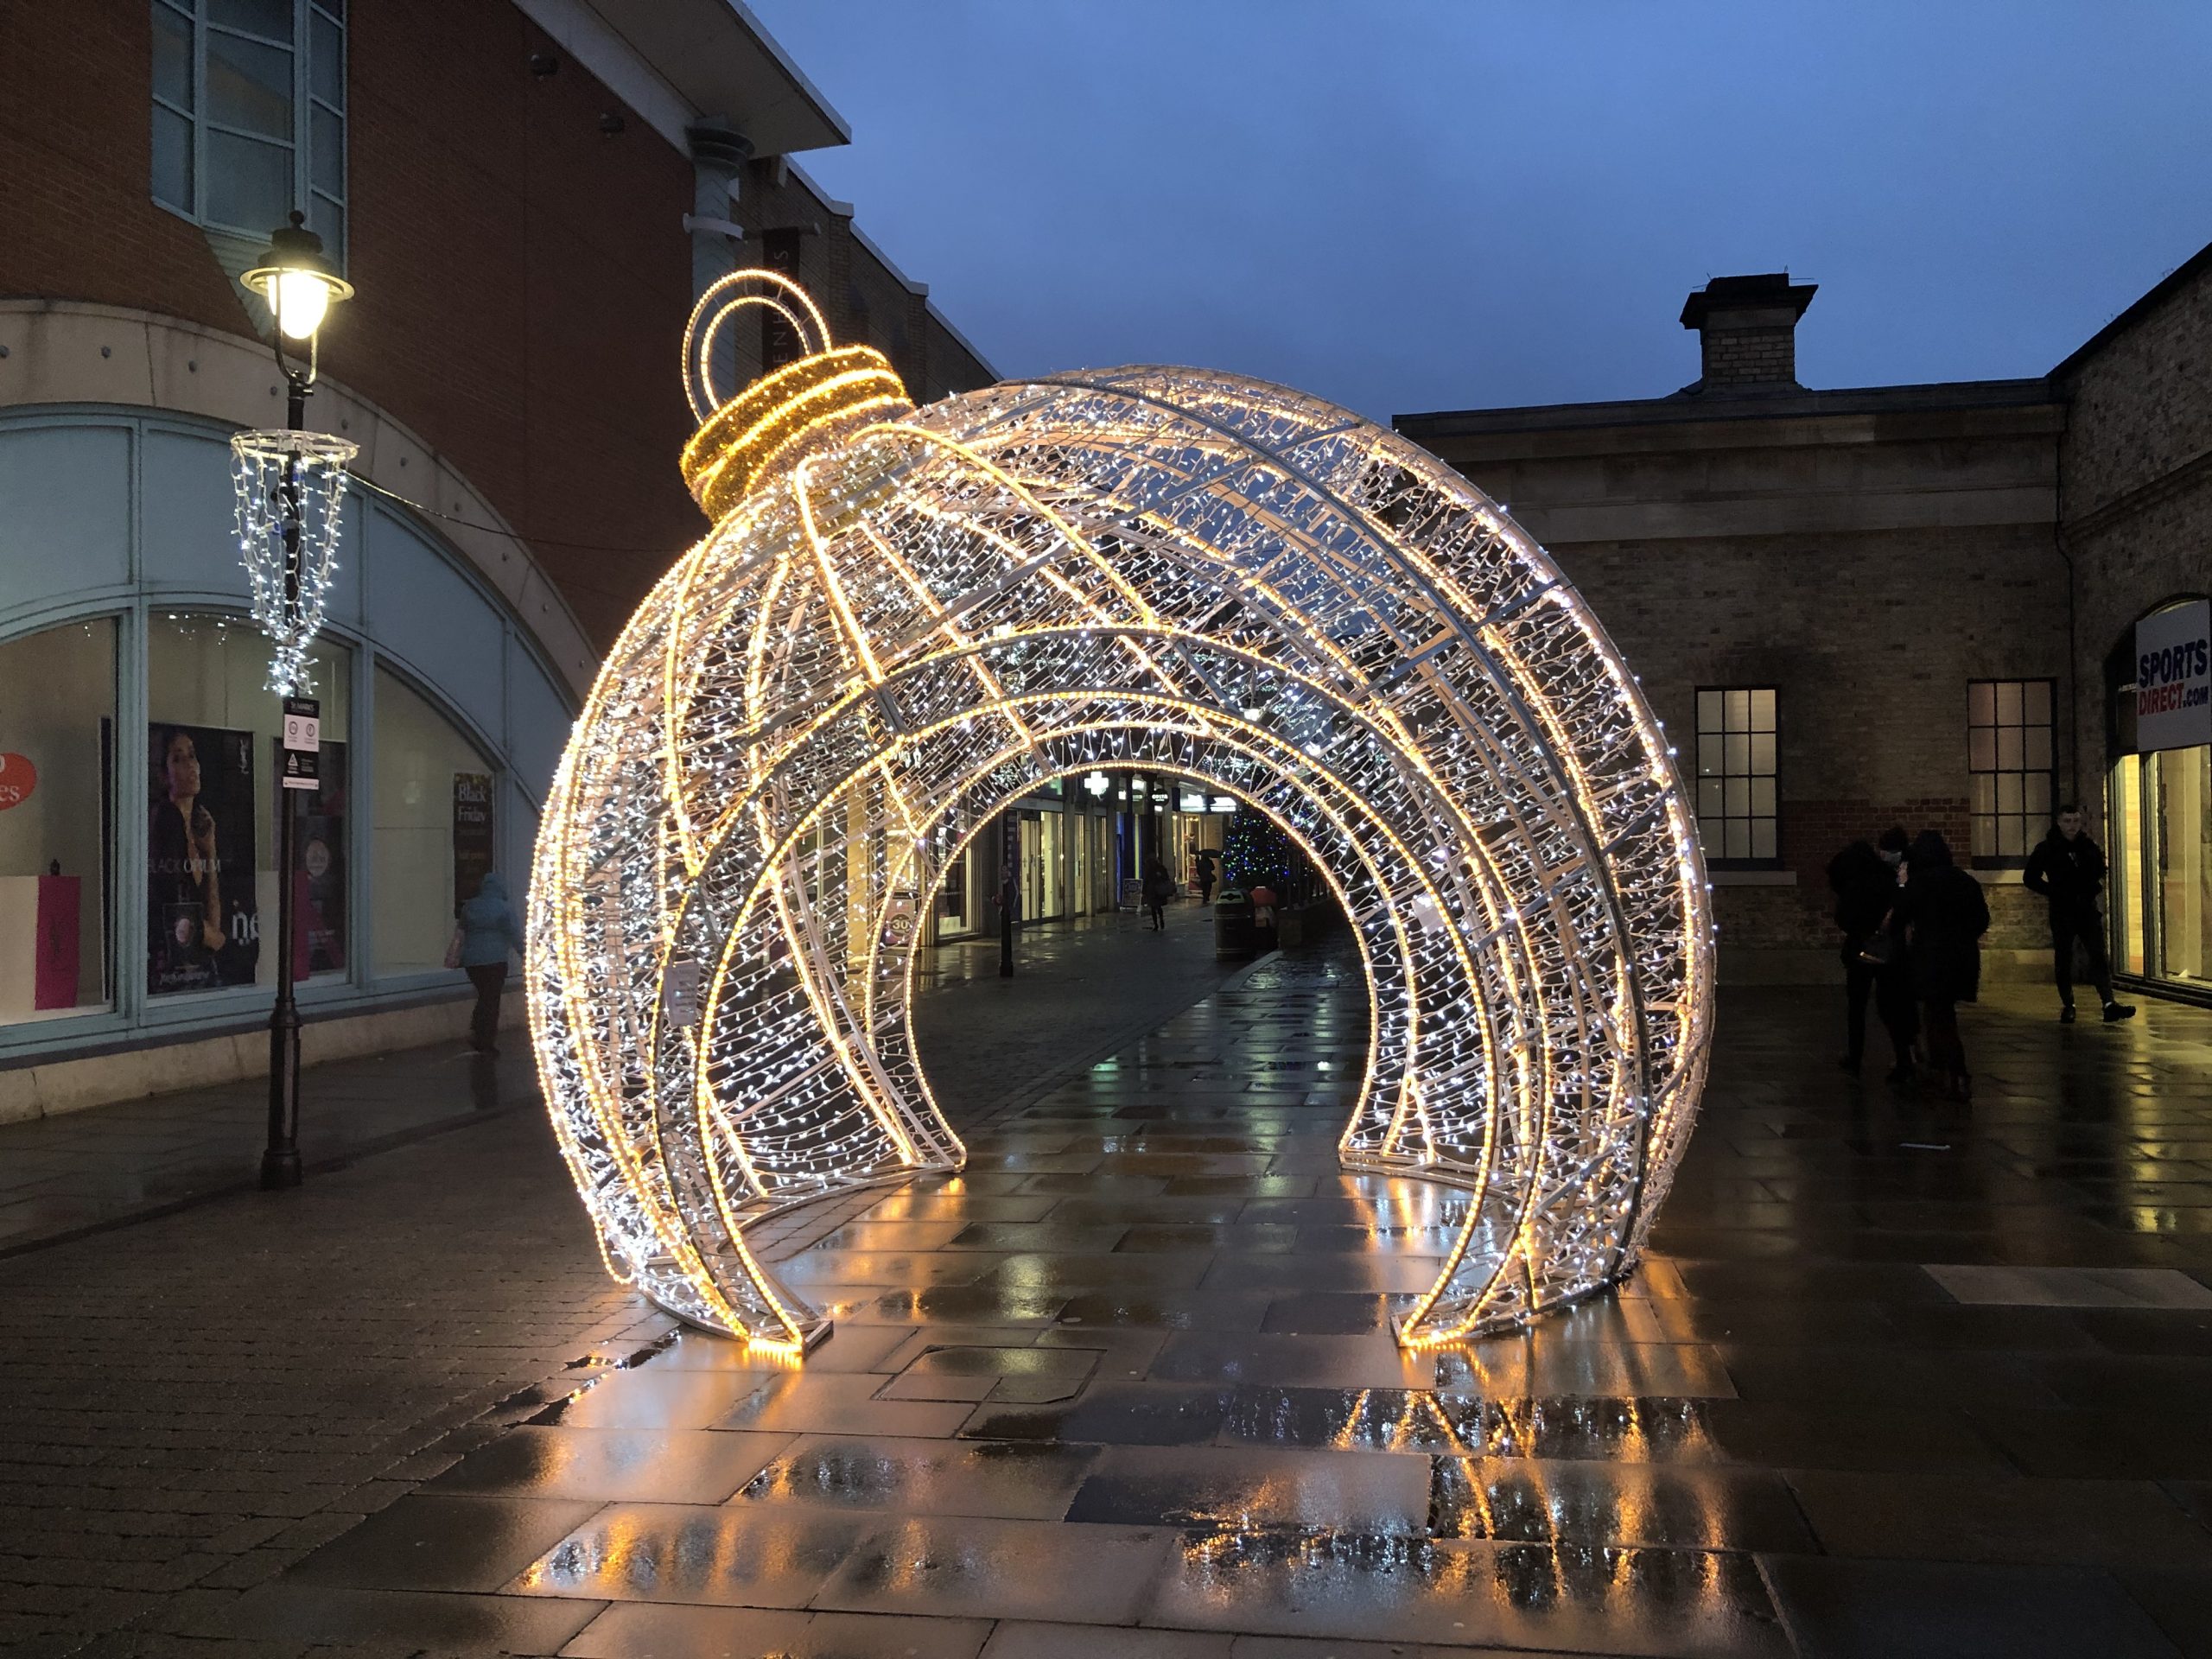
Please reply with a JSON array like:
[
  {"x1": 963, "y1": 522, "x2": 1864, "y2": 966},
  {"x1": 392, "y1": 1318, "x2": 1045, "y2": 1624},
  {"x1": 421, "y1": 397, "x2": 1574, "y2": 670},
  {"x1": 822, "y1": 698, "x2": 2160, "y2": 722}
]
[
  {"x1": 2022, "y1": 805, "x2": 2136, "y2": 1024},
  {"x1": 1143, "y1": 860, "x2": 1174, "y2": 931},
  {"x1": 1894, "y1": 830, "x2": 1989, "y2": 1103},
  {"x1": 1827, "y1": 829, "x2": 1916, "y2": 1080}
]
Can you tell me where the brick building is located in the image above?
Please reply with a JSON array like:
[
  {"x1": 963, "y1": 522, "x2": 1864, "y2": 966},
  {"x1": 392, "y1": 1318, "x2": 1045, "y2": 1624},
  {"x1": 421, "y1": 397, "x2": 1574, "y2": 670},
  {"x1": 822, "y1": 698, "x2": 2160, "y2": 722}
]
[
  {"x1": 0, "y1": 0, "x2": 993, "y2": 1113},
  {"x1": 1400, "y1": 250, "x2": 2212, "y2": 997}
]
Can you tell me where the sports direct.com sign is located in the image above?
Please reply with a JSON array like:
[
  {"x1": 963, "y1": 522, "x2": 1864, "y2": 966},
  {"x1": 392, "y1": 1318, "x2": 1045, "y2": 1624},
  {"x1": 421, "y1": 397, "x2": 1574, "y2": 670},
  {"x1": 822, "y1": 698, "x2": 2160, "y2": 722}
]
[{"x1": 2138, "y1": 600, "x2": 2212, "y2": 753}]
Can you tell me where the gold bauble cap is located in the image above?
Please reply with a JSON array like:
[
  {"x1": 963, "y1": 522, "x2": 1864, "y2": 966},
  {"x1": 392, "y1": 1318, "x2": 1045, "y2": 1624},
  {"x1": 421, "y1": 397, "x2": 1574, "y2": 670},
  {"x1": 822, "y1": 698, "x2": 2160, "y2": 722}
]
[
  {"x1": 680, "y1": 345, "x2": 911, "y2": 523},
  {"x1": 677, "y1": 271, "x2": 914, "y2": 524}
]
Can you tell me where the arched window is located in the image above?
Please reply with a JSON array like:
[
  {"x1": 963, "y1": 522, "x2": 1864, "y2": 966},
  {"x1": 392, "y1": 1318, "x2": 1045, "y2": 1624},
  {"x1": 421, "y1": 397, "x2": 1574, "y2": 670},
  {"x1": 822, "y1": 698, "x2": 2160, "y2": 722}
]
[
  {"x1": 0, "y1": 619, "x2": 118, "y2": 1027},
  {"x1": 372, "y1": 667, "x2": 498, "y2": 977}
]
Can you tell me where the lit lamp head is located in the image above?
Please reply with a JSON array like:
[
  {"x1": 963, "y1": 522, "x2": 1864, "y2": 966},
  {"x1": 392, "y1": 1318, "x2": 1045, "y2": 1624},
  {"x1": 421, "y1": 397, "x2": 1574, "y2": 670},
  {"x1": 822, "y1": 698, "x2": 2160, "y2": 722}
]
[{"x1": 241, "y1": 212, "x2": 354, "y2": 346}]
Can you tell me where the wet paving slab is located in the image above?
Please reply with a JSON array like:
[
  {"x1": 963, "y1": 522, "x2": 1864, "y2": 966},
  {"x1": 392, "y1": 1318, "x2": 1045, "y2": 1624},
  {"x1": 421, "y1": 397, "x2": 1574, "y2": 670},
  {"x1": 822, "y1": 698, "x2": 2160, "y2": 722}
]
[{"x1": 251, "y1": 936, "x2": 2212, "y2": 1655}]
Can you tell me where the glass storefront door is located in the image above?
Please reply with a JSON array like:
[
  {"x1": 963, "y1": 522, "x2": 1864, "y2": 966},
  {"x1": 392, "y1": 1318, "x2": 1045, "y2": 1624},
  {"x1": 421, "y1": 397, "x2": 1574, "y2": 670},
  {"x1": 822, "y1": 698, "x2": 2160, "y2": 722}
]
[
  {"x1": 2155, "y1": 747, "x2": 2212, "y2": 984},
  {"x1": 2113, "y1": 753, "x2": 2144, "y2": 976},
  {"x1": 934, "y1": 834, "x2": 973, "y2": 938},
  {"x1": 1090, "y1": 815, "x2": 1116, "y2": 912},
  {"x1": 2111, "y1": 745, "x2": 2212, "y2": 989},
  {"x1": 1042, "y1": 808, "x2": 1063, "y2": 918},
  {"x1": 1016, "y1": 809, "x2": 1066, "y2": 923},
  {"x1": 1072, "y1": 809, "x2": 1090, "y2": 915}
]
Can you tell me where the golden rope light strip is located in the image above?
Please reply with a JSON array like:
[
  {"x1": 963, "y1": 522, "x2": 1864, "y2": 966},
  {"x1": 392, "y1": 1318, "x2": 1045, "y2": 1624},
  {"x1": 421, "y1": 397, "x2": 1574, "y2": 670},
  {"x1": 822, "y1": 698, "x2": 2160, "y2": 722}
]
[
  {"x1": 526, "y1": 276, "x2": 1713, "y2": 1352},
  {"x1": 931, "y1": 440, "x2": 1551, "y2": 1258},
  {"x1": 687, "y1": 619, "x2": 1463, "y2": 1152},
  {"x1": 781, "y1": 712, "x2": 1404, "y2": 1183},
  {"x1": 944, "y1": 415, "x2": 1569, "y2": 1179},
  {"x1": 1304, "y1": 415, "x2": 1707, "y2": 1182},
  {"x1": 697, "y1": 683, "x2": 1502, "y2": 1333},
  {"x1": 749, "y1": 466, "x2": 928, "y2": 1167},
  {"x1": 683, "y1": 268, "x2": 830, "y2": 421},
  {"x1": 711, "y1": 430, "x2": 1528, "y2": 1147}
]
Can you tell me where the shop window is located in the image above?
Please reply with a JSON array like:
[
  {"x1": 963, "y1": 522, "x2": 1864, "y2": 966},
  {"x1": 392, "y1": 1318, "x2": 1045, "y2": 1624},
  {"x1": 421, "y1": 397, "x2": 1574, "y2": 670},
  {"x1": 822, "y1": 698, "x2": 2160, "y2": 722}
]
[
  {"x1": 2110, "y1": 735, "x2": 2212, "y2": 989},
  {"x1": 147, "y1": 614, "x2": 351, "y2": 995},
  {"x1": 934, "y1": 826, "x2": 969, "y2": 930},
  {"x1": 2151, "y1": 747, "x2": 2212, "y2": 986},
  {"x1": 372, "y1": 666, "x2": 495, "y2": 977},
  {"x1": 2111, "y1": 753, "x2": 2145, "y2": 978},
  {"x1": 0, "y1": 620, "x2": 118, "y2": 1026},
  {"x1": 1694, "y1": 688, "x2": 1777, "y2": 864},
  {"x1": 150, "y1": 0, "x2": 347, "y2": 264},
  {"x1": 1968, "y1": 678, "x2": 2055, "y2": 865}
]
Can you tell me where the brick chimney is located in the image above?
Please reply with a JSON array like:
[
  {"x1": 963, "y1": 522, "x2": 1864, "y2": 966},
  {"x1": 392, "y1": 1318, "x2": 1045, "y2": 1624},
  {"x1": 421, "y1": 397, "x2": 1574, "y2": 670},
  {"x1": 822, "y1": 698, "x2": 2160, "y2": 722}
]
[{"x1": 1679, "y1": 273, "x2": 1816, "y2": 394}]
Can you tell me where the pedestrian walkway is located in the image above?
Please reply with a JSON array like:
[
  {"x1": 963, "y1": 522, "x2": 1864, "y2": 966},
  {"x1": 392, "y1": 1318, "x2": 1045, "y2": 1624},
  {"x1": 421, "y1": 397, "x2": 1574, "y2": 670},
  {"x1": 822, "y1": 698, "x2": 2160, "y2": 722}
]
[
  {"x1": 0, "y1": 1040, "x2": 540, "y2": 1259},
  {"x1": 0, "y1": 899, "x2": 1226, "y2": 1260},
  {"x1": 9, "y1": 932, "x2": 2212, "y2": 1656}
]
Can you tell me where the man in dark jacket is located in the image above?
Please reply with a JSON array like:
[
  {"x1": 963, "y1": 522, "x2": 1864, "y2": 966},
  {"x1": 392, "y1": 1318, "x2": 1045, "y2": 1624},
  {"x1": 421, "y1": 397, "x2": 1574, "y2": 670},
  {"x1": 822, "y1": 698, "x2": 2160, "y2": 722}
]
[
  {"x1": 2023, "y1": 806, "x2": 2136, "y2": 1024},
  {"x1": 1897, "y1": 830, "x2": 1990, "y2": 1103},
  {"x1": 1827, "y1": 830, "x2": 1914, "y2": 1077}
]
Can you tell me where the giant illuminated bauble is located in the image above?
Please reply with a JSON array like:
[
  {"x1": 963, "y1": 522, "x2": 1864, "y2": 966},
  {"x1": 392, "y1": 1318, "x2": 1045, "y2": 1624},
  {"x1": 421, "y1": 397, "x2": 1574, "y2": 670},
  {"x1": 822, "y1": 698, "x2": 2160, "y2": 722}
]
[{"x1": 527, "y1": 271, "x2": 1713, "y2": 1355}]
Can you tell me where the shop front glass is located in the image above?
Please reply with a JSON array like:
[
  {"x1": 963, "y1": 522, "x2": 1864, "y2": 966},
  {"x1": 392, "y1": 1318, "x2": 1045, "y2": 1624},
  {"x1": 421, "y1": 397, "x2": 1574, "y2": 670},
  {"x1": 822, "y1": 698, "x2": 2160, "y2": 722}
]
[
  {"x1": 2113, "y1": 753, "x2": 2144, "y2": 976},
  {"x1": 2111, "y1": 745, "x2": 2212, "y2": 988},
  {"x1": 147, "y1": 614, "x2": 352, "y2": 996},
  {"x1": 1042, "y1": 808, "x2": 1064, "y2": 918},
  {"x1": 0, "y1": 618, "x2": 118, "y2": 1026},
  {"x1": 1087, "y1": 815, "x2": 1115, "y2": 912},
  {"x1": 1017, "y1": 810, "x2": 1067, "y2": 923},
  {"x1": 372, "y1": 664, "x2": 495, "y2": 977},
  {"x1": 933, "y1": 832, "x2": 972, "y2": 938},
  {"x1": 1071, "y1": 808, "x2": 1090, "y2": 916},
  {"x1": 2153, "y1": 746, "x2": 2212, "y2": 984}
]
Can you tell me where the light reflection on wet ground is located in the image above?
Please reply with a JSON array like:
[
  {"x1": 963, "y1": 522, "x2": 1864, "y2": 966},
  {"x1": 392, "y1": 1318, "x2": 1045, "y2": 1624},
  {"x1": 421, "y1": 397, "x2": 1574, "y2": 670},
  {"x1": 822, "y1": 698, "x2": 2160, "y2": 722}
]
[{"x1": 265, "y1": 938, "x2": 2212, "y2": 1656}]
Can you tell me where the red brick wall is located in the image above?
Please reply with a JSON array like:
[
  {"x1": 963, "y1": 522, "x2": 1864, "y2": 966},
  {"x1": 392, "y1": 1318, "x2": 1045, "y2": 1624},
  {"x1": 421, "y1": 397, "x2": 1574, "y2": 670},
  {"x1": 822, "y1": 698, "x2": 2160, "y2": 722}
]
[
  {"x1": 0, "y1": 0, "x2": 703, "y2": 649},
  {"x1": 0, "y1": 4, "x2": 245, "y2": 331}
]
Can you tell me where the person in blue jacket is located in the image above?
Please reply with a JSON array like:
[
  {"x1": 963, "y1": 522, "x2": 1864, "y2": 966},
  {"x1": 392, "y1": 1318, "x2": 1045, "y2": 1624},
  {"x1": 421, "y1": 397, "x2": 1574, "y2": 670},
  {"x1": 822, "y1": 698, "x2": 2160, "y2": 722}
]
[{"x1": 455, "y1": 872, "x2": 524, "y2": 1054}]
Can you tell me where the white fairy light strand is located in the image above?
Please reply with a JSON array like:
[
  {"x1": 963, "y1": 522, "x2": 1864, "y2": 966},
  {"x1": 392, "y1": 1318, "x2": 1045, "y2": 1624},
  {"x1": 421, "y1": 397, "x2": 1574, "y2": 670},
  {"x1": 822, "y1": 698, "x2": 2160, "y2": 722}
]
[
  {"x1": 526, "y1": 269, "x2": 1715, "y2": 1357},
  {"x1": 230, "y1": 429, "x2": 358, "y2": 695}
]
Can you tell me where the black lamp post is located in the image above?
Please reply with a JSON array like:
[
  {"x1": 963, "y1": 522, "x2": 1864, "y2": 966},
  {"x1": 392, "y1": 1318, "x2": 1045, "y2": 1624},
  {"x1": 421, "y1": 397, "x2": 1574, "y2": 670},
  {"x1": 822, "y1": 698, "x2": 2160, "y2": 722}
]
[
  {"x1": 998, "y1": 807, "x2": 1017, "y2": 978},
  {"x1": 239, "y1": 213, "x2": 354, "y2": 1191}
]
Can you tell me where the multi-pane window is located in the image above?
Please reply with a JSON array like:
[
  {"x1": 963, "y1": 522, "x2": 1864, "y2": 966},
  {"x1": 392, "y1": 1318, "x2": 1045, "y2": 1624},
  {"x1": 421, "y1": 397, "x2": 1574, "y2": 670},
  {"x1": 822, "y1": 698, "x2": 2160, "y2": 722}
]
[
  {"x1": 1694, "y1": 688, "x2": 1778, "y2": 863},
  {"x1": 1968, "y1": 678, "x2": 2056, "y2": 863},
  {"x1": 151, "y1": 0, "x2": 346, "y2": 263}
]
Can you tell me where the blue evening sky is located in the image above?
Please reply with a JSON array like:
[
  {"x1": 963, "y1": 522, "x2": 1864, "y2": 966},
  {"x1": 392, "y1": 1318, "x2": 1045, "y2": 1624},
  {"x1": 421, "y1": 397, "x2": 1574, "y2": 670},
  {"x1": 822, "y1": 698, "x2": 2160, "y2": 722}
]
[{"x1": 745, "y1": 2, "x2": 2212, "y2": 421}]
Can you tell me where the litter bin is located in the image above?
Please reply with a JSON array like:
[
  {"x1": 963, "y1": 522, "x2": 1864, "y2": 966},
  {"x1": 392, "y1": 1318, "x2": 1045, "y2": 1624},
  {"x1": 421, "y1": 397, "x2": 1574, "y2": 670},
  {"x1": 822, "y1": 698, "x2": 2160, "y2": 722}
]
[{"x1": 1213, "y1": 887, "x2": 1254, "y2": 957}]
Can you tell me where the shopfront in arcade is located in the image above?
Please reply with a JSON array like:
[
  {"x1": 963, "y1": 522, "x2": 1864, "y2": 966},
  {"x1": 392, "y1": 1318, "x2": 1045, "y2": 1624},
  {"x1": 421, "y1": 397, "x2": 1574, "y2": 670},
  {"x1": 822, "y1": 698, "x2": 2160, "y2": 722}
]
[
  {"x1": 0, "y1": 379, "x2": 586, "y2": 1109},
  {"x1": 2107, "y1": 597, "x2": 2212, "y2": 995}
]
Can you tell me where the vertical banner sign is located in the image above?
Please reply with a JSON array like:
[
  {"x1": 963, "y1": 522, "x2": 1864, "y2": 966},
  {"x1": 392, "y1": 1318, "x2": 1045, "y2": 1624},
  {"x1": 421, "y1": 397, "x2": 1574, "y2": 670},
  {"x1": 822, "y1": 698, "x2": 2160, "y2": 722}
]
[
  {"x1": 277, "y1": 696, "x2": 322, "y2": 985},
  {"x1": 2137, "y1": 601, "x2": 2212, "y2": 753},
  {"x1": 453, "y1": 773, "x2": 495, "y2": 909},
  {"x1": 274, "y1": 735, "x2": 348, "y2": 976},
  {"x1": 148, "y1": 723, "x2": 258, "y2": 993}
]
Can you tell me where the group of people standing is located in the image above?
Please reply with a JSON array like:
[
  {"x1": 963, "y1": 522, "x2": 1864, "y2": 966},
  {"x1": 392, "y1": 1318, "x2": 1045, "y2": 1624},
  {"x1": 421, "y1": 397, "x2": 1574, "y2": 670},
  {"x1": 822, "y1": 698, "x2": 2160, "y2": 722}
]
[{"x1": 1829, "y1": 807, "x2": 2134, "y2": 1104}]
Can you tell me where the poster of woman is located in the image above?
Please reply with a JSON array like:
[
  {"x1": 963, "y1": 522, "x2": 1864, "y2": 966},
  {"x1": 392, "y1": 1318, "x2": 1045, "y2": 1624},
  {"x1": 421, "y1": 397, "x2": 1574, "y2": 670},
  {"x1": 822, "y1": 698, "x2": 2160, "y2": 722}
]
[{"x1": 148, "y1": 723, "x2": 258, "y2": 994}]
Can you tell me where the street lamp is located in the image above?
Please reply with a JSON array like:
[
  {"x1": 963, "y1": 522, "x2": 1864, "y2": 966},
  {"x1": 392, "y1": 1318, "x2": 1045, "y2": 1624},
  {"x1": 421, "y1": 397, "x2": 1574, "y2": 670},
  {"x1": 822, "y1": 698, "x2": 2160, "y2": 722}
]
[
  {"x1": 241, "y1": 212, "x2": 356, "y2": 425},
  {"x1": 234, "y1": 211, "x2": 356, "y2": 1191}
]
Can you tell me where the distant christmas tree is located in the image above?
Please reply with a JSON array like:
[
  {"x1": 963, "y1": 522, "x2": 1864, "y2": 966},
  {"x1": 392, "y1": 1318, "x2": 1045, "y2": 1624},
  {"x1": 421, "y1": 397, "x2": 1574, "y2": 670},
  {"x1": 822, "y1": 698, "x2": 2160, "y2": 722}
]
[{"x1": 1223, "y1": 808, "x2": 1294, "y2": 891}]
